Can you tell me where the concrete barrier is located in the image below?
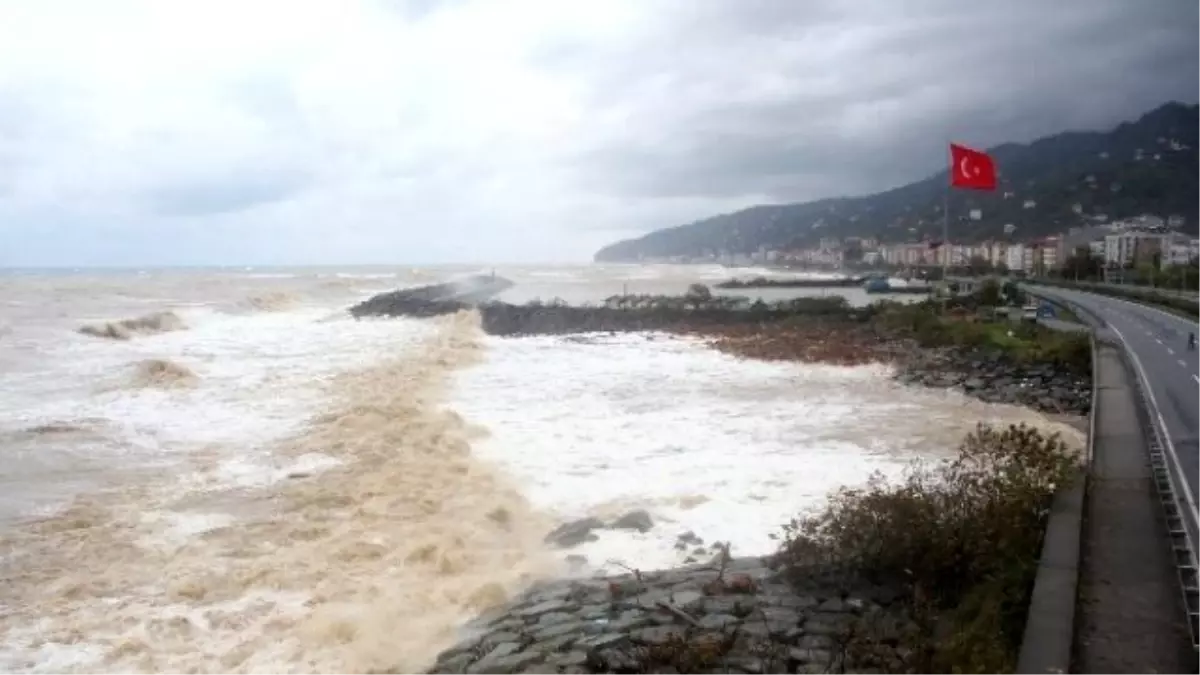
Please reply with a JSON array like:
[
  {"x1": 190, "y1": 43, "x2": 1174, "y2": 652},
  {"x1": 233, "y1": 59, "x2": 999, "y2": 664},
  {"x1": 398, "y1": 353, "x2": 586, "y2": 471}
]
[{"x1": 1016, "y1": 325, "x2": 1096, "y2": 673}]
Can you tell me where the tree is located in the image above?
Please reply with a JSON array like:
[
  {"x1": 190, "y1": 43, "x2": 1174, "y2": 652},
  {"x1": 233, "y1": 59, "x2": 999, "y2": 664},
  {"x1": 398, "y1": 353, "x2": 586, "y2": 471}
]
[
  {"x1": 843, "y1": 241, "x2": 865, "y2": 263},
  {"x1": 967, "y1": 255, "x2": 993, "y2": 277},
  {"x1": 978, "y1": 279, "x2": 1003, "y2": 306},
  {"x1": 1061, "y1": 247, "x2": 1103, "y2": 281}
]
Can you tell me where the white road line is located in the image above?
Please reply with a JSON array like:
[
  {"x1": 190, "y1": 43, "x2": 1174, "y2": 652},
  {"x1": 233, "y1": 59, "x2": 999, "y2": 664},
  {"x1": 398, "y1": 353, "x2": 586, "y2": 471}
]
[
  {"x1": 1167, "y1": 347, "x2": 1175, "y2": 355},
  {"x1": 1194, "y1": 374, "x2": 1199, "y2": 384},
  {"x1": 1155, "y1": 338, "x2": 1163, "y2": 345},
  {"x1": 1109, "y1": 323, "x2": 1198, "y2": 531},
  {"x1": 1180, "y1": 359, "x2": 1188, "y2": 367}
]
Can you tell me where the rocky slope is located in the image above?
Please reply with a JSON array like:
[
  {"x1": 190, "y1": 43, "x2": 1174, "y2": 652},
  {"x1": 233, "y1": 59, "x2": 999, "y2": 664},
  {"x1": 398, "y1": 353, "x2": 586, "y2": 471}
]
[{"x1": 428, "y1": 556, "x2": 910, "y2": 675}]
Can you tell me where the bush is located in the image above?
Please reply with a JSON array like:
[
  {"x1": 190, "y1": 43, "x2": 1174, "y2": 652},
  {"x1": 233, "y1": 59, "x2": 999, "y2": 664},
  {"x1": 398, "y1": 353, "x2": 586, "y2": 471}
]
[
  {"x1": 685, "y1": 283, "x2": 713, "y2": 302},
  {"x1": 978, "y1": 279, "x2": 1003, "y2": 306},
  {"x1": 777, "y1": 424, "x2": 1078, "y2": 673}
]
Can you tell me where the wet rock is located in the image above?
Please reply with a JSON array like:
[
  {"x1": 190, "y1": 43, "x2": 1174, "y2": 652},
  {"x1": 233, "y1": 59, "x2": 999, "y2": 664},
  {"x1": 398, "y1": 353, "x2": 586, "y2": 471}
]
[
  {"x1": 545, "y1": 517, "x2": 603, "y2": 548},
  {"x1": 609, "y1": 509, "x2": 654, "y2": 532},
  {"x1": 427, "y1": 555, "x2": 913, "y2": 674},
  {"x1": 467, "y1": 642, "x2": 529, "y2": 674},
  {"x1": 677, "y1": 531, "x2": 703, "y2": 546},
  {"x1": 520, "y1": 599, "x2": 577, "y2": 620}
]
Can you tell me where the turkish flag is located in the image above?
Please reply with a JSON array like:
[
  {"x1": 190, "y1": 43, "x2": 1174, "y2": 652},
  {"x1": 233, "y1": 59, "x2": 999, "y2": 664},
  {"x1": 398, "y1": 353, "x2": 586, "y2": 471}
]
[{"x1": 949, "y1": 143, "x2": 997, "y2": 191}]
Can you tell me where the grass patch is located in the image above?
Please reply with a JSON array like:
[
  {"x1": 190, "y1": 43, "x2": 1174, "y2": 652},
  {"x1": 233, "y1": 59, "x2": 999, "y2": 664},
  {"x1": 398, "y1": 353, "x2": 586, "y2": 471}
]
[
  {"x1": 776, "y1": 423, "x2": 1079, "y2": 673},
  {"x1": 872, "y1": 299, "x2": 1092, "y2": 376}
]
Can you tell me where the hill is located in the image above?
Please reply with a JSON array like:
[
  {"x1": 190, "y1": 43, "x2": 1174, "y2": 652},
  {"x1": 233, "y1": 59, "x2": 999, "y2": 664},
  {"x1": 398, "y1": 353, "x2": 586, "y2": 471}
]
[{"x1": 594, "y1": 102, "x2": 1199, "y2": 262}]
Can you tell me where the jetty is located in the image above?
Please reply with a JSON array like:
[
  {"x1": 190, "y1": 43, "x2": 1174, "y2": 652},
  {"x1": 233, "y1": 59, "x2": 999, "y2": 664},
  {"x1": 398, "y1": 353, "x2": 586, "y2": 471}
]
[{"x1": 348, "y1": 274, "x2": 514, "y2": 318}]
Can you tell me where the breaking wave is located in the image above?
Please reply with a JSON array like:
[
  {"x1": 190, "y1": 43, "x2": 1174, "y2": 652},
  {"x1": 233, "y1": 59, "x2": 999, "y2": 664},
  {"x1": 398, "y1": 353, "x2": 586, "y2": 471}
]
[
  {"x1": 242, "y1": 292, "x2": 298, "y2": 313},
  {"x1": 0, "y1": 310, "x2": 554, "y2": 673},
  {"x1": 130, "y1": 359, "x2": 197, "y2": 389},
  {"x1": 77, "y1": 311, "x2": 187, "y2": 340}
]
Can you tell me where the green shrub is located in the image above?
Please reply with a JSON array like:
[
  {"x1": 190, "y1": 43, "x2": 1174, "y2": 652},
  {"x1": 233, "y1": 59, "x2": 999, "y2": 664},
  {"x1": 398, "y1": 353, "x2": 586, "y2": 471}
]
[
  {"x1": 777, "y1": 424, "x2": 1078, "y2": 673},
  {"x1": 978, "y1": 279, "x2": 1003, "y2": 306}
]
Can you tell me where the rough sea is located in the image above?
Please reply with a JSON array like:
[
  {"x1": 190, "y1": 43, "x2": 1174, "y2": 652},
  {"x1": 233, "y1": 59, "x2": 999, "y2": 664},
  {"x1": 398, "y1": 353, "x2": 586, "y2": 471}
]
[{"x1": 0, "y1": 264, "x2": 1081, "y2": 673}]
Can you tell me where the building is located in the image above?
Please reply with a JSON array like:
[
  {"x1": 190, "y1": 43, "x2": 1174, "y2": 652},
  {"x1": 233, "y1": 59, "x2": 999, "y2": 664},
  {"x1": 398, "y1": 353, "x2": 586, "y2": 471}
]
[
  {"x1": 1104, "y1": 231, "x2": 1167, "y2": 267},
  {"x1": 1006, "y1": 244, "x2": 1026, "y2": 273}
]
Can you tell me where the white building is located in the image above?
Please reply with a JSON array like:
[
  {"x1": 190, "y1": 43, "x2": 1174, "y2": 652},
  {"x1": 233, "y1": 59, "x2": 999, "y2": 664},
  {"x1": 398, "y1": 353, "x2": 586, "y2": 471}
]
[
  {"x1": 1006, "y1": 244, "x2": 1026, "y2": 273},
  {"x1": 1104, "y1": 231, "x2": 1168, "y2": 267}
]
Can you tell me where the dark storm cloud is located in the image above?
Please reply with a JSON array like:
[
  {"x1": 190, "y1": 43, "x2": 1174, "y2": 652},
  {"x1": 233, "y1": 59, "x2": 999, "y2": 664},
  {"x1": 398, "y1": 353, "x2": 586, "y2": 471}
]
[
  {"x1": 146, "y1": 169, "x2": 310, "y2": 217},
  {"x1": 556, "y1": 0, "x2": 1199, "y2": 209}
]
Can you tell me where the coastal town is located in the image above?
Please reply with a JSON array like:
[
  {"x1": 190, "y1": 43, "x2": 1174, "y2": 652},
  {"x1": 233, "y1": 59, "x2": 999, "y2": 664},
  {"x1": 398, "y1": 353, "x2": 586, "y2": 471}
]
[{"x1": 634, "y1": 212, "x2": 1199, "y2": 279}]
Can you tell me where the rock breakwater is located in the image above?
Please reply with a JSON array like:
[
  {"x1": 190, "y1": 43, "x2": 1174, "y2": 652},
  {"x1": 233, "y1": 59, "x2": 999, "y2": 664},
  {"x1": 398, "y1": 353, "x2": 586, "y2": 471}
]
[
  {"x1": 428, "y1": 556, "x2": 909, "y2": 674},
  {"x1": 479, "y1": 302, "x2": 860, "y2": 337},
  {"x1": 896, "y1": 348, "x2": 1091, "y2": 415},
  {"x1": 348, "y1": 274, "x2": 514, "y2": 318},
  {"x1": 715, "y1": 276, "x2": 865, "y2": 289}
]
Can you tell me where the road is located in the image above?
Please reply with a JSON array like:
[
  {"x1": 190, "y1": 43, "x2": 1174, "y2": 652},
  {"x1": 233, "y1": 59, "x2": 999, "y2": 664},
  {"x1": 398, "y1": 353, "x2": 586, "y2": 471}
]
[{"x1": 1029, "y1": 285, "x2": 1199, "y2": 544}]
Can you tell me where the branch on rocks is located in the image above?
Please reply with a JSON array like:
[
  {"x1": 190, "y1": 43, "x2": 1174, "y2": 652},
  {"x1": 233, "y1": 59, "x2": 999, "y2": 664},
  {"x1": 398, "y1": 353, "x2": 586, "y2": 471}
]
[{"x1": 655, "y1": 600, "x2": 702, "y2": 628}]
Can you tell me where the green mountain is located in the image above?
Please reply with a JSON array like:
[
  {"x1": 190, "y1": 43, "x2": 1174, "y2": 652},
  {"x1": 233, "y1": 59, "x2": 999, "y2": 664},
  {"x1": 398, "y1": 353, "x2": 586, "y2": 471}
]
[{"x1": 594, "y1": 102, "x2": 1199, "y2": 262}]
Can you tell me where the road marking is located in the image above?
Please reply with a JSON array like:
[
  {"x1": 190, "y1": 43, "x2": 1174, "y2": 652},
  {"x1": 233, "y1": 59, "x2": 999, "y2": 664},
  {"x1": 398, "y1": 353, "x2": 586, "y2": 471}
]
[
  {"x1": 1166, "y1": 347, "x2": 1175, "y2": 355},
  {"x1": 1109, "y1": 323, "x2": 1198, "y2": 545},
  {"x1": 1155, "y1": 338, "x2": 1163, "y2": 345},
  {"x1": 1194, "y1": 374, "x2": 1199, "y2": 384},
  {"x1": 1180, "y1": 359, "x2": 1188, "y2": 367}
]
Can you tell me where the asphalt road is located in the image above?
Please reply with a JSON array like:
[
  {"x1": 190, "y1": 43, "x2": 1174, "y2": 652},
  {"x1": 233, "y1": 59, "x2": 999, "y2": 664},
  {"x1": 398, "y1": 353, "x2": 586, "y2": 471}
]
[{"x1": 1030, "y1": 285, "x2": 1199, "y2": 537}]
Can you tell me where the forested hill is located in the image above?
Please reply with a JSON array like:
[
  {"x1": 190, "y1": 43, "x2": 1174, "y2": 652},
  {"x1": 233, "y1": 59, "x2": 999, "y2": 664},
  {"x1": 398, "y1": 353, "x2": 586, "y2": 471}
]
[{"x1": 594, "y1": 102, "x2": 1198, "y2": 262}]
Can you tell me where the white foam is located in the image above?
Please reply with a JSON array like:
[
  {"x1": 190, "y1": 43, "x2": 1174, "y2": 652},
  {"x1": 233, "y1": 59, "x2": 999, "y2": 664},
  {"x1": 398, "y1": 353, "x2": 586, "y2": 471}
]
[
  {"x1": 0, "y1": 305, "x2": 434, "y2": 523},
  {"x1": 450, "y1": 331, "x2": 1075, "y2": 573}
]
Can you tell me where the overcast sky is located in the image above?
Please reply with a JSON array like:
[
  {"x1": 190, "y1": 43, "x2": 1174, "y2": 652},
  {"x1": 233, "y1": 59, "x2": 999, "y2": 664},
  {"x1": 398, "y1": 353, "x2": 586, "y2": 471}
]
[{"x1": 0, "y1": 0, "x2": 1196, "y2": 267}]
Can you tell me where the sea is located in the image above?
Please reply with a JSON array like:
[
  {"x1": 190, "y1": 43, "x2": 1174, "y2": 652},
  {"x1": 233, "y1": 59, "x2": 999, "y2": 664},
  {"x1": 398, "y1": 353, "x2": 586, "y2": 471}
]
[{"x1": 0, "y1": 263, "x2": 1083, "y2": 673}]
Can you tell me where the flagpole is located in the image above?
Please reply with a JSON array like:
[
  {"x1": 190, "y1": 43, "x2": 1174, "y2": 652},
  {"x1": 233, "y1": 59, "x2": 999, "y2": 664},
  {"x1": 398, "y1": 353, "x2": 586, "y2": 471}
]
[
  {"x1": 943, "y1": 190, "x2": 950, "y2": 280},
  {"x1": 943, "y1": 141, "x2": 951, "y2": 286}
]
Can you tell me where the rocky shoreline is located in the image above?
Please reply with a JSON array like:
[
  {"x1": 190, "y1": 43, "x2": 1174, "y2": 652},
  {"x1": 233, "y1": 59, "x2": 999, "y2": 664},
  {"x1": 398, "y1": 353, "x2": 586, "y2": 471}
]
[
  {"x1": 429, "y1": 555, "x2": 909, "y2": 675},
  {"x1": 687, "y1": 321, "x2": 1091, "y2": 417},
  {"x1": 895, "y1": 347, "x2": 1091, "y2": 416}
]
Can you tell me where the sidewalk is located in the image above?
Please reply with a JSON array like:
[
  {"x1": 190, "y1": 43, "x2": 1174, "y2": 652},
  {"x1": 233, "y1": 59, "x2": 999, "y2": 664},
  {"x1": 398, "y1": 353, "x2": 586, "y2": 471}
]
[{"x1": 1073, "y1": 332, "x2": 1196, "y2": 673}]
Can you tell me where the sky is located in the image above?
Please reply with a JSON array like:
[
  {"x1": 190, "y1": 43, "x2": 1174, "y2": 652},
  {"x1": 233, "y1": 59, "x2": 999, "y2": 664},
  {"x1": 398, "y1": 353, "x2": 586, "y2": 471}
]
[{"x1": 0, "y1": 0, "x2": 1196, "y2": 266}]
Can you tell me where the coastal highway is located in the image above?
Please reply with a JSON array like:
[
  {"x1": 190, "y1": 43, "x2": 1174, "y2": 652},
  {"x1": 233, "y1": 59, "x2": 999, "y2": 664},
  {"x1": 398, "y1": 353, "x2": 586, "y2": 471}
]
[{"x1": 1028, "y1": 284, "x2": 1199, "y2": 547}]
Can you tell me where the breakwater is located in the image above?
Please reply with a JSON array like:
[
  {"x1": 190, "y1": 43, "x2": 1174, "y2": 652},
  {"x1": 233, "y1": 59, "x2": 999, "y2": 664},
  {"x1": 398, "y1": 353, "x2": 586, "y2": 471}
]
[
  {"x1": 348, "y1": 284, "x2": 866, "y2": 335},
  {"x1": 348, "y1": 274, "x2": 514, "y2": 318},
  {"x1": 715, "y1": 276, "x2": 865, "y2": 289}
]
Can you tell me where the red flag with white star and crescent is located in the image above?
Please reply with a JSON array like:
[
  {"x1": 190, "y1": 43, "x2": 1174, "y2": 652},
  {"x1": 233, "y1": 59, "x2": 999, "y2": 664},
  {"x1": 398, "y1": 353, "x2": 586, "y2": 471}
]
[{"x1": 949, "y1": 143, "x2": 997, "y2": 191}]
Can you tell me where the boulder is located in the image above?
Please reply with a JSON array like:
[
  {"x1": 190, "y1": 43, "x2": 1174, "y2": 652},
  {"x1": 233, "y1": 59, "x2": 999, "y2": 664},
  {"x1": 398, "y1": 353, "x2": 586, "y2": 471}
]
[
  {"x1": 608, "y1": 509, "x2": 654, "y2": 532},
  {"x1": 545, "y1": 517, "x2": 603, "y2": 548}
]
